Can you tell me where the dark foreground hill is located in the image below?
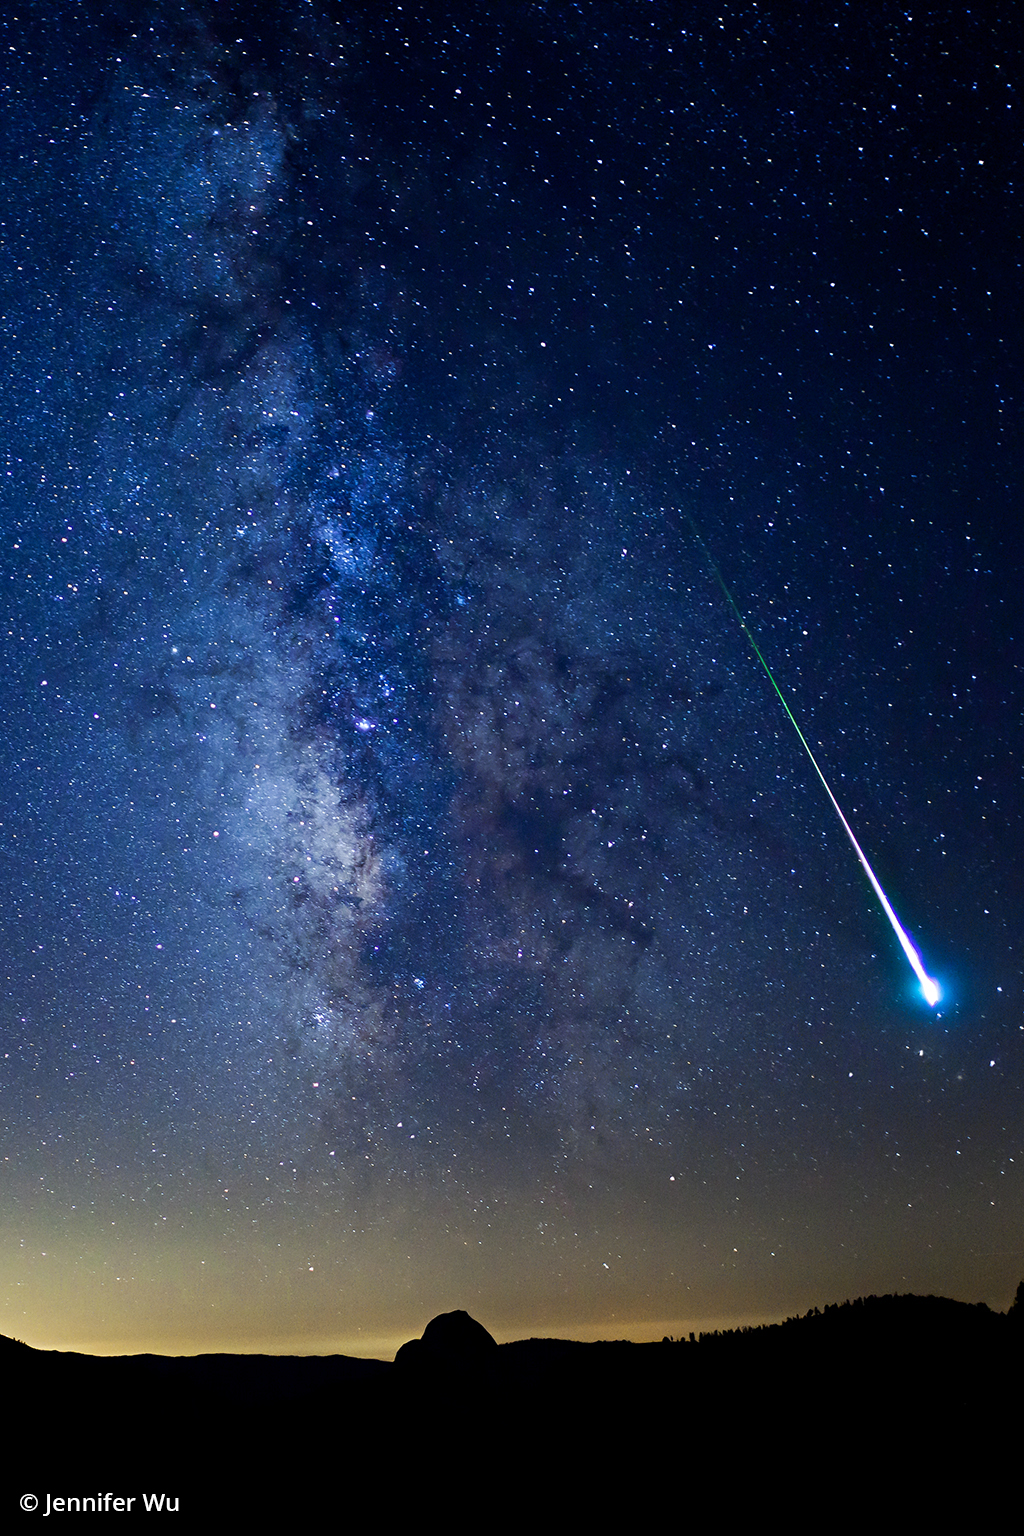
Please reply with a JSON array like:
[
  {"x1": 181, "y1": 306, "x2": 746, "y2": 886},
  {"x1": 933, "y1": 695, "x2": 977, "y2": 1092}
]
[{"x1": 4, "y1": 1293, "x2": 1019, "y2": 1519}]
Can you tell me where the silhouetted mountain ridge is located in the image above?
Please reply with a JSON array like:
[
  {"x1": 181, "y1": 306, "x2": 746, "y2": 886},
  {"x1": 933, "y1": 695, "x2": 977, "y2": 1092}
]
[{"x1": 4, "y1": 1288, "x2": 1018, "y2": 1515}]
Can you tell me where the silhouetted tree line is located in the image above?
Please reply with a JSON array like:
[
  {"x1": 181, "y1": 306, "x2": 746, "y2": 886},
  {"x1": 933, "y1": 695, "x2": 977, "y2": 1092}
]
[{"x1": 663, "y1": 1288, "x2": 1010, "y2": 1345}]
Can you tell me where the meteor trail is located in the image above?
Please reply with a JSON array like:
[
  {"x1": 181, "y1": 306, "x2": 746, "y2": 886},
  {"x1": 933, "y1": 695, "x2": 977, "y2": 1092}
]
[{"x1": 688, "y1": 515, "x2": 941, "y2": 1007}]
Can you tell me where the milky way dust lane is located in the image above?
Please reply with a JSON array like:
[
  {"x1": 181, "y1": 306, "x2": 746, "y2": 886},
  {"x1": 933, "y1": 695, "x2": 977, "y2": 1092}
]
[{"x1": 687, "y1": 515, "x2": 942, "y2": 1007}]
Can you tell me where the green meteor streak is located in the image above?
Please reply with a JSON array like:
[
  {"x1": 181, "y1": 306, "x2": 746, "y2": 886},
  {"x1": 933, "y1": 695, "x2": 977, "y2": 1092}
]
[{"x1": 688, "y1": 515, "x2": 941, "y2": 1007}]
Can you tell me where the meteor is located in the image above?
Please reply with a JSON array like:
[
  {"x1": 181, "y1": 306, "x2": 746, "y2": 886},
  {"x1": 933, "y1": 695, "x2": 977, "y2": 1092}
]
[{"x1": 687, "y1": 515, "x2": 941, "y2": 1007}]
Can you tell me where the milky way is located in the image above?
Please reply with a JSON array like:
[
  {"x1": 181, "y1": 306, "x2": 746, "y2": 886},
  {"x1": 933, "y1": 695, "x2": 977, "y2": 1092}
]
[
  {"x1": 30, "y1": 31, "x2": 794, "y2": 1166},
  {"x1": 1, "y1": 3, "x2": 1021, "y2": 1353}
]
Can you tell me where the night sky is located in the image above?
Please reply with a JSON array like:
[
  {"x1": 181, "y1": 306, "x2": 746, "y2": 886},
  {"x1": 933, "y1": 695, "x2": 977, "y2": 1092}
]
[{"x1": 2, "y1": 2, "x2": 1021, "y2": 1358}]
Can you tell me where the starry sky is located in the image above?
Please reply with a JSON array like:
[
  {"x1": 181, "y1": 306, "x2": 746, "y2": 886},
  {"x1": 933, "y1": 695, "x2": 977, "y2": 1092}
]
[{"x1": 1, "y1": 1, "x2": 1021, "y2": 1358}]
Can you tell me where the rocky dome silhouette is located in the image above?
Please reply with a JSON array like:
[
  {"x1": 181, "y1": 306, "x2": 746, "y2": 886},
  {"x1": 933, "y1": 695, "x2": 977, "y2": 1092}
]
[{"x1": 394, "y1": 1309, "x2": 499, "y2": 1376}]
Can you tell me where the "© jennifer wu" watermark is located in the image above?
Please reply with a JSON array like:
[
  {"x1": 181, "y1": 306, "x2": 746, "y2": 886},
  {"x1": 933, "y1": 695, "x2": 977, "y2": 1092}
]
[{"x1": 20, "y1": 1493, "x2": 179, "y2": 1514}]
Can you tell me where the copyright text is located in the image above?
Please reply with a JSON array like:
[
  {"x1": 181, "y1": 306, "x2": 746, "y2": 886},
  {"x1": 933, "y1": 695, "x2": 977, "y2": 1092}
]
[{"x1": 20, "y1": 1493, "x2": 179, "y2": 1515}]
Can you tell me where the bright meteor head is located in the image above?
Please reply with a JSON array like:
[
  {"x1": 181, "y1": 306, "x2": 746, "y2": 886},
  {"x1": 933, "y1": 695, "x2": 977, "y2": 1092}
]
[{"x1": 921, "y1": 975, "x2": 942, "y2": 1008}]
